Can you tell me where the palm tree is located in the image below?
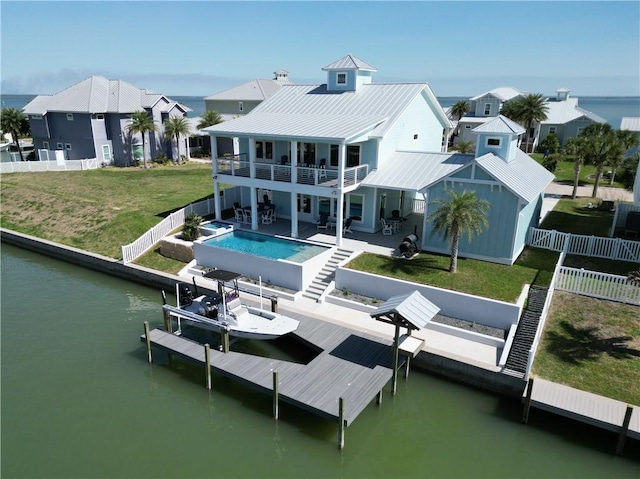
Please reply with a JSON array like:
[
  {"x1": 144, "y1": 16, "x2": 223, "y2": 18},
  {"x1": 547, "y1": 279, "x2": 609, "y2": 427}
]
[
  {"x1": 126, "y1": 110, "x2": 157, "y2": 168},
  {"x1": 563, "y1": 136, "x2": 587, "y2": 199},
  {"x1": 427, "y1": 189, "x2": 491, "y2": 273},
  {"x1": 609, "y1": 129, "x2": 640, "y2": 185},
  {"x1": 499, "y1": 99, "x2": 522, "y2": 122},
  {"x1": 580, "y1": 123, "x2": 616, "y2": 198},
  {"x1": 1, "y1": 107, "x2": 29, "y2": 161},
  {"x1": 164, "y1": 116, "x2": 191, "y2": 164},
  {"x1": 198, "y1": 110, "x2": 223, "y2": 156},
  {"x1": 628, "y1": 267, "x2": 640, "y2": 286},
  {"x1": 450, "y1": 100, "x2": 470, "y2": 139},
  {"x1": 451, "y1": 140, "x2": 475, "y2": 154},
  {"x1": 515, "y1": 94, "x2": 549, "y2": 153}
]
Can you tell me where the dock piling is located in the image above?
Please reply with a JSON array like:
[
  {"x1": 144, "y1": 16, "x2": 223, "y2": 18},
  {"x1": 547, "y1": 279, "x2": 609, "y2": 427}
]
[
  {"x1": 163, "y1": 307, "x2": 172, "y2": 333},
  {"x1": 616, "y1": 404, "x2": 633, "y2": 455},
  {"x1": 221, "y1": 328, "x2": 229, "y2": 353},
  {"x1": 338, "y1": 397, "x2": 345, "y2": 449},
  {"x1": 273, "y1": 371, "x2": 279, "y2": 420},
  {"x1": 144, "y1": 321, "x2": 152, "y2": 363},
  {"x1": 391, "y1": 323, "x2": 400, "y2": 395},
  {"x1": 376, "y1": 390, "x2": 383, "y2": 406},
  {"x1": 522, "y1": 377, "x2": 534, "y2": 424},
  {"x1": 204, "y1": 344, "x2": 211, "y2": 390}
]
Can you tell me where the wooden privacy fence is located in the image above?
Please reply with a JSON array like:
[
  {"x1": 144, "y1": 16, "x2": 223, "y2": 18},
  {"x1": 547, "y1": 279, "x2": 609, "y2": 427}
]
[
  {"x1": 555, "y1": 267, "x2": 640, "y2": 305},
  {"x1": 121, "y1": 198, "x2": 215, "y2": 263},
  {"x1": 527, "y1": 227, "x2": 640, "y2": 263},
  {"x1": 0, "y1": 159, "x2": 100, "y2": 174}
]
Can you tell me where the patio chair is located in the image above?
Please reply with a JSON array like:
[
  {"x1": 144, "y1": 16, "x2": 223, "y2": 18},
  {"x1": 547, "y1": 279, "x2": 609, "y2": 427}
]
[
  {"x1": 380, "y1": 218, "x2": 393, "y2": 236},
  {"x1": 343, "y1": 217, "x2": 353, "y2": 234},
  {"x1": 317, "y1": 213, "x2": 329, "y2": 231},
  {"x1": 319, "y1": 158, "x2": 327, "y2": 179},
  {"x1": 261, "y1": 209, "x2": 274, "y2": 224},
  {"x1": 243, "y1": 209, "x2": 252, "y2": 224},
  {"x1": 234, "y1": 208, "x2": 244, "y2": 223}
]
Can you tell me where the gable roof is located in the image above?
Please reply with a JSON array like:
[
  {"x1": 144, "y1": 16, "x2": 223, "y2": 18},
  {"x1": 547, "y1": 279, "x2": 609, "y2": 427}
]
[
  {"x1": 371, "y1": 291, "x2": 440, "y2": 330},
  {"x1": 204, "y1": 78, "x2": 292, "y2": 102},
  {"x1": 322, "y1": 54, "x2": 377, "y2": 71},
  {"x1": 470, "y1": 87, "x2": 524, "y2": 102},
  {"x1": 204, "y1": 82, "x2": 450, "y2": 141},
  {"x1": 472, "y1": 115, "x2": 525, "y2": 134},
  {"x1": 621, "y1": 117, "x2": 640, "y2": 132},
  {"x1": 22, "y1": 76, "x2": 189, "y2": 115},
  {"x1": 541, "y1": 97, "x2": 606, "y2": 125}
]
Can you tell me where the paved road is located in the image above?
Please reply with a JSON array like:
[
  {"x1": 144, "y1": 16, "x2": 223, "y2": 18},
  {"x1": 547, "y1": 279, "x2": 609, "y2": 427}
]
[{"x1": 545, "y1": 182, "x2": 633, "y2": 202}]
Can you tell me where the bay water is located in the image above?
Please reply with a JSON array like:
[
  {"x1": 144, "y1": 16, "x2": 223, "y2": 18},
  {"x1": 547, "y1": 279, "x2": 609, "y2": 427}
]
[{"x1": 1, "y1": 244, "x2": 639, "y2": 478}]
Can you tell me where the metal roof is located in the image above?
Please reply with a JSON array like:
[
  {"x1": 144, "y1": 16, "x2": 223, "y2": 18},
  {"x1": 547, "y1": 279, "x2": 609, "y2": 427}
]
[
  {"x1": 370, "y1": 291, "x2": 440, "y2": 329},
  {"x1": 361, "y1": 151, "x2": 473, "y2": 191},
  {"x1": 621, "y1": 117, "x2": 640, "y2": 132},
  {"x1": 204, "y1": 78, "x2": 292, "y2": 102},
  {"x1": 472, "y1": 115, "x2": 525, "y2": 134},
  {"x1": 470, "y1": 87, "x2": 524, "y2": 102},
  {"x1": 203, "y1": 82, "x2": 448, "y2": 141},
  {"x1": 540, "y1": 97, "x2": 606, "y2": 124},
  {"x1": 22, "y1": 76, "x2": 186, "y2": 115},
  {"x1": 473, "y1": 150, "x2": 555, "y2": 203},
  {"x1": 322, "y1": 54, "x2": 377, "y2": 71}
]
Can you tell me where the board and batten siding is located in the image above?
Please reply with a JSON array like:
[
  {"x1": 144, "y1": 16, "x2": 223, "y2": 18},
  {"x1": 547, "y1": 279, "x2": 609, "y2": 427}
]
[
  {"x1": 377, "y1": 90, "x2": 445, "y2": 165},
  {"x1": 423, "y1": 180, "x2": 520, "y2": 263},
  {"x1": 472, "y1": 95, "x2": 501, "y2": 117},
  {"x1": 512, "y1": 193, "x2": 543, "y2": 261},
  {"x1": 46, "y1": 112, "x2": 96, "y2": 160}
]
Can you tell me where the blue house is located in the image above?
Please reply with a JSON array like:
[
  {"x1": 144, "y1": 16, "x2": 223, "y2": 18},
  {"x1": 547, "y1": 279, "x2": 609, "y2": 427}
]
[{"x1": 203, "y1": 55, "x2": 553, "y2": 265}]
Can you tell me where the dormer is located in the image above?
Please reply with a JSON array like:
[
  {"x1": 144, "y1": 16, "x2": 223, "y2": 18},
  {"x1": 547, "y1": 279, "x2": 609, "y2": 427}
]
[
  {"x1": 322, "y1": 54, "x2": 377, "y2": 92},
  {"x1": 555, "y1": 87, "x2": 570, "y2": 101},
  {"x1": 472, "y1": 115, "x2": 525, "y2": 163}
]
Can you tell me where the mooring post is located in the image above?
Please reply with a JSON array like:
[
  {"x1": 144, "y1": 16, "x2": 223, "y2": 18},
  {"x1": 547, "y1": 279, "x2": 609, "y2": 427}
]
[
  {"x1": 338, "y1": 397, "x2": 345, "y2": 450},
  {"x1": 391, "y1": 323, "x2": 400, "y2": 395},
  {"x1": 376, "y1": 389, "x2": 383, "y2": 406},
  {"x1": 404, "y1": 356, "x2": 411, "y2": 379},
  {"x1": 273, "y1": 371, "x2": 279, "y2": 420},
  {"x1": 221, "y1": 328, "x2": 229, "y2": 353},
  {"x1": 522, "y1": 377, "x2": 534, "y2": 424},
  {"x1": 143, "y1": 321, "x2": 152, "y2": 363},
  {"x1": 615, "y1": 404, "x2": 633, "y2": 455},
  {"x1": 204, "y1": 344, "x2": 211, "y2": 390},
  {"x1": 270, "y1": 296, "x2": 278, "y2": 313},
  {"x1": 163, "y1": 307, "x2": 172, "y2": 333}
]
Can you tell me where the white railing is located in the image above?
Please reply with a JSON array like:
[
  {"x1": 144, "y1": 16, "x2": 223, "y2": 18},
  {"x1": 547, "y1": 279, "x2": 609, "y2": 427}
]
[
  {"x1": 527, "y1": 227, "x2": 640, "y2": 263},
  {"x1": 611, "y1": 203, "x2": 640, "y2": 237},
  {"x1": 0, "y1": 159, "x2": 100, "y2": 174},
  {"x1": 555, "y1": 267, "x2": 640, "y2": 305},
  {"x1": 121, "y1": 198, "x2": 215, "y2": 263},
  {"x1": 524, "y1": 247, "x2": 565, "y2": 381},
  {"x1": 412, "y1": 198, "x2": 426, "y2": 215}
]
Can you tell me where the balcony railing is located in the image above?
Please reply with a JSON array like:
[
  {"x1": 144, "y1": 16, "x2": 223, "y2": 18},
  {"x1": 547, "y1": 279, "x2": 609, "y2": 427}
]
[{"x1": 216, "y1": 157, "x2": 369, "y2": 189}]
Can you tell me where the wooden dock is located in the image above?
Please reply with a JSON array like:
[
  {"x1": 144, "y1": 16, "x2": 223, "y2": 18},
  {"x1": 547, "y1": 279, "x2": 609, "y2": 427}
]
[
  {"x1": 523, "y1": 377, "x2": 640, "y2": 453},
  {"x1": 142, "y1": 315, "x2": 396, "y2": 427}
]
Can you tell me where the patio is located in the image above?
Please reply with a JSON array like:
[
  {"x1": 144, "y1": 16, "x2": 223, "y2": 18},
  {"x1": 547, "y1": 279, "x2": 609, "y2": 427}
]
[{"x1": 224, "y1": 213, "x2": 425, "y2": 256}]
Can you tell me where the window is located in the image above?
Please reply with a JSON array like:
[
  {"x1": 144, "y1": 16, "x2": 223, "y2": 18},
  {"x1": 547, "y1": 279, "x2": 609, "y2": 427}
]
[
  {"x1": 486, "y1": 137, "x2": 501, "y2": 147},
  {"x1": 484, "y1": 103, "x2": 491, "y2": 115},
  {"x1": 330, "y1": 144, "x2": 339, "y2": 167},
  {"x1": 43, "y1": 141, "x2": 49, "y2": 149},
  {"x1": 465, "y1": 125, "x2": 471, "y2": 129},
  {"x1": 56, "y1": 142, "x2": 64, "y2": 149},
  {"x1": 298, "y1": 142, "x2": 316, "y2": 165},
  {"x1": 66, "y1": 113, "x2": 74, "y2": 121},
  {"x1": 65, "y1": 143, "x2": 72, "y2": 150},
  {"x1": 337, "y1": 72, "x2": 347, "y2": 84},
  {"x1": 239, "y1": 102, "x2": 244, "y2": 112},
  {"x1": 31, "y1": 114, "x2": 43, "y2": 120},
  {"x1": 96, "y1": 114, "x2": 105, "y2": 120},
  {"x1": 347, "y1": 194, "x2": 363, "y2": 221},
  {"x1": 577, "y1": 127, "x2": 584, "y2": 136},
  {"x1": 549, "y1": 126, "x2": 557, "y2": 134},
  {"x1": 255, "y1": 140, "x2": 273, "y2": 160},
  {"x1": 347, "y1": 145, "x2": 360, "y2": 167}
]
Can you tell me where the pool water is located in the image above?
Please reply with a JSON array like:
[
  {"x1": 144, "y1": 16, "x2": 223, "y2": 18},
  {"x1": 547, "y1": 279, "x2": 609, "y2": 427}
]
[
  {"x1": 203, "y1": 230, "x2": 328, "y2": 262},
  {"x1": 202, "y1": 221, "x2": 230, "y2": 229}
]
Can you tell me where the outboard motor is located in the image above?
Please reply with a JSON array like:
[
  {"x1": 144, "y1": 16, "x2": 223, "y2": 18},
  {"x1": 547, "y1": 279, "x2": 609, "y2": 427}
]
[
  {"x1": 399, "y1": 234, "x2": 419, "y2": 259},
  {"x1": 198, "y1": 293, "x2": 222, "y2": 319},
  {"x1": 177, "y1": 282, "x2": 194, "y2": 306}
]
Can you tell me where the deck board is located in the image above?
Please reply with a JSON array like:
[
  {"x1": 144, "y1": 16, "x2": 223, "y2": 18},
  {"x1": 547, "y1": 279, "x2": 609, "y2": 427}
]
[
  {"x1": 143, "y1": 316, "x2": 394, "y2": 426},
  {"x1": 528, "y1": 378, "x2": 640, "y2": 440}
]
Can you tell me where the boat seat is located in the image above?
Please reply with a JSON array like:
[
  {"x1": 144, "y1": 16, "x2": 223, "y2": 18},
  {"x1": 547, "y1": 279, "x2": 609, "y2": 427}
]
[{"x1": 226, "y1": 297, "x2": 242, "y2": 311}]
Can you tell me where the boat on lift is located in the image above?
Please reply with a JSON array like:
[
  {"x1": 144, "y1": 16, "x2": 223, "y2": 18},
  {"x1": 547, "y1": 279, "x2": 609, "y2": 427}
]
[{"x1": 162, "y1": 270, "x2": 299, "y2": 340}]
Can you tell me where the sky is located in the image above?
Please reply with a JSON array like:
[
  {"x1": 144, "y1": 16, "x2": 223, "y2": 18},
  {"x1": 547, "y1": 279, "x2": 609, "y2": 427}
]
[{"x1": 1, "y1": 1, "x2": 639, "y2": 98}]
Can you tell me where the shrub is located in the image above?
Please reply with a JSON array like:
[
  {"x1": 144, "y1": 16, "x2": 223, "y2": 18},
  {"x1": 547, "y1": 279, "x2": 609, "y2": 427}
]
[
  {"x1": 542, "y1": 153, "x2": 560, "y2": 172},
  {"x1": 538, "y1": 133, "x2": 560, "y2": 154},
  {"x1": 182, "y1": 211, "x2": 203, "y2": 241},
  {"x1": 153, "y1": 153, "x2": 171, "y2": 165}
]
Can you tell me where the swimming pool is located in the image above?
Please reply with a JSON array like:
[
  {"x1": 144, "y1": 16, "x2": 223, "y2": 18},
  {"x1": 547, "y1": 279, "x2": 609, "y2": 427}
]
[
  {"x1": 199, "y1": 220, "x2": 234, "y2": 237},
  {"x1": 202, "y1": 230, "x2": 328, "y2": 263}
]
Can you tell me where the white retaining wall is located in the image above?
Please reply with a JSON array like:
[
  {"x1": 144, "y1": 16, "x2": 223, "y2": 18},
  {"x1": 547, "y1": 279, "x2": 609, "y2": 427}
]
[{"x1": 334, "y1": 267, "x2": 522, "y2": 330}]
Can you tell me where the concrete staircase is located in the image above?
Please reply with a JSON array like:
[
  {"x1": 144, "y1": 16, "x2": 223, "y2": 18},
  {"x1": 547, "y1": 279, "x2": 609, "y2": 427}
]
[
  {"x1": 302, "y1": 248, "x2": 353, "y2": 302},
  {"x1": 502, "y1": 286, "x2": 549, "y2": 378}
]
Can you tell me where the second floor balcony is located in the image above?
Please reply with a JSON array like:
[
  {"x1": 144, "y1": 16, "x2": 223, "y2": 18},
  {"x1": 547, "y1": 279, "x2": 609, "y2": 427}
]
[{"x1": 216, "y1": 155, "x2": 369, "y2": 188}]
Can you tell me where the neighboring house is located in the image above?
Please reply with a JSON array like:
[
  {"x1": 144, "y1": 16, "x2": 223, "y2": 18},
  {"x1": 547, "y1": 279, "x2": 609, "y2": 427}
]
[
  {"x1": 203, "y1": 55, "x2": 554, "y2": 265},
  {"x1": 451, "y1": 87, "x2": 605, "y2": 152},
  {"x1": 621, "y1": 117, "x2": 640, "y2": 156},
  {"x1": 22, "y1": 76, "x2": 191, "y2": 165}
]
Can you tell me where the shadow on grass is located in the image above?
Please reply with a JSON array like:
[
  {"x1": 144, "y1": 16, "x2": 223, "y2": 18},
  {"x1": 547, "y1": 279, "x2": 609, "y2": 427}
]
[
  {"x1": 157, "y1": 194, "x2": 214, "y2": 218},
  {"x1": 382, "y1": 254, "x2": 450, "y2": 275},
  {"x1": 546, "y1": 320, "x2": 640, "y2": 365}
]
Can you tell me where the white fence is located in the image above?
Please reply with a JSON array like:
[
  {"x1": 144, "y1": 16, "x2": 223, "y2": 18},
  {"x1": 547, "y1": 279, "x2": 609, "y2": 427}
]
[
  {"x1": 121, "y1": 198, "x2": 216, "y2": 263},
  {"x1": 0, "y1": 159, "x2": 100, "y2": 174},
  {"x1": 412, "y1": 198, "x2": 425, "y2": 215},
  {"x1": 555, "y1": 267, "x2": 640, "y2": 305},
  {"x1": 527, "y1": 227, "x2": 640, "y2": 263}
]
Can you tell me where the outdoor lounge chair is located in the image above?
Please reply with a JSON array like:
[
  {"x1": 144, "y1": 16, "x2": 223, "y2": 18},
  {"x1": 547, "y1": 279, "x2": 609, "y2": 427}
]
[
  {"x1": 317, "y1": 213, "x2": 329, "y2": 231},
  {"x1": 380, "y1": 218, "x2": 393, "y2": 235}
]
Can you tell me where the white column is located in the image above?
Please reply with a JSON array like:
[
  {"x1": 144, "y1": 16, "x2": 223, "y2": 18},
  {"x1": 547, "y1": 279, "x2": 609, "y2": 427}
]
[
  {"x1": 335, "y1": 142, "x2": 346, "y2": 247},
  {"x1": 290, "y1": 141, "x2": 298, "y2": 238},
  {"x1": 211, "y1": 135, "x2": 221, "y2": 219},
  {"x1": 248, "y1": 138, "x2": 258, "y2": 230}
]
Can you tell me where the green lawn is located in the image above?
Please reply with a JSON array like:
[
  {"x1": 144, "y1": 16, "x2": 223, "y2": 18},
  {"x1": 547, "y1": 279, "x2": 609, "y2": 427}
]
[
  {"x1": 0, "y1": 163, "x2": 216, "y2": 259},
  {"x1": 540, "y1": 198, "x2": 615, "y2": 236},
  {"x1": 531, "y1": 153, "x2": 624, "y2": 189},
  {"x1": 344, "y1": 247, "x2": 559, "y2": 303},
  {"x1": 533, "y1": 291, "x2": 640, "y2": 405}
]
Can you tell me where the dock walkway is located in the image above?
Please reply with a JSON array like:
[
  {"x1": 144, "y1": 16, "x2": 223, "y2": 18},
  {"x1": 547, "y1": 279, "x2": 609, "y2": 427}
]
[
  {"x1": 525, "y1": 378, "x2": 640, "y2": 443},
  {"x1": 144, "y1": 315, "x2": 395, "y2": 426}
]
